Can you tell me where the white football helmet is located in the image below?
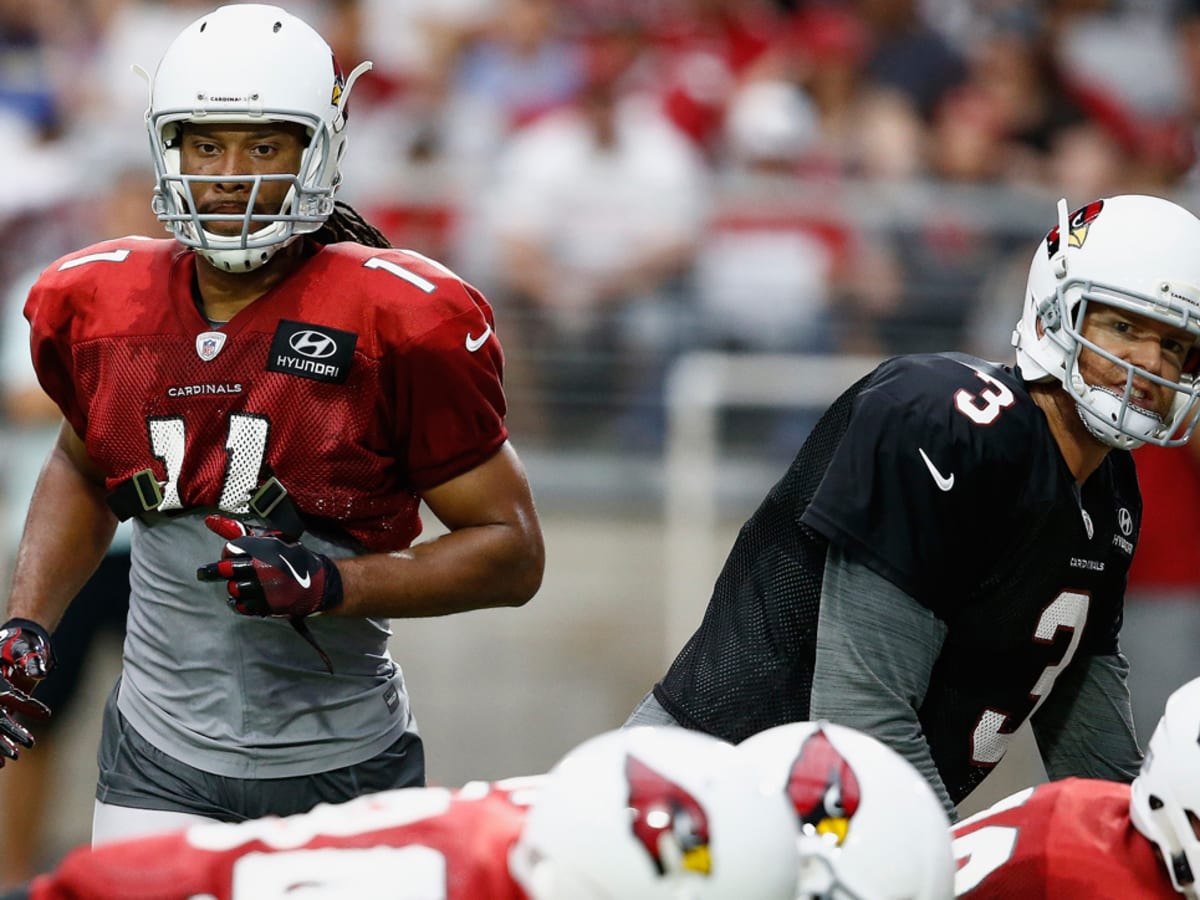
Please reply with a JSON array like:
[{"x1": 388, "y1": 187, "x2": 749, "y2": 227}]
[
  {"x1": 139, "y1": 4, "x2": 372, "y2": 272},
  {"x1": 1131, "y1": 676, "x2": 1200, "y2": 897},
  {"x1": 510, "y1": 726, "x2": 799, "y2": 900},
  {"x1": 1012, "y1": 194, "x2": 1200, "y2": 449},
  {"x1": 736, "y1": 721, "x2": 954, "y2": 900}
]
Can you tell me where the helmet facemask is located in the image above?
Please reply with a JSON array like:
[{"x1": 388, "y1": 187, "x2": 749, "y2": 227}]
[
  {"x1": 1047, "y1": 281, "x2": 1200, "y2": 450},
  {"x1": 793, "y1": 835, "x2": 870, "y2": 900},
  {"x1": 149, "y1": 114, "x2": 338, "y2": 272}
]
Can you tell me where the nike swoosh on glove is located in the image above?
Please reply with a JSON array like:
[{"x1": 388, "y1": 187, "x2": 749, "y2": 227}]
[{"x1": 195, "y1": 515, "x2": 343, "y2": 618}]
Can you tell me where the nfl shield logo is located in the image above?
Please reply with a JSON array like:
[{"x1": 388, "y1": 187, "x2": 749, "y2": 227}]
[{"x1": 196, "y1": 331, "x2": 227, "y2": 361}]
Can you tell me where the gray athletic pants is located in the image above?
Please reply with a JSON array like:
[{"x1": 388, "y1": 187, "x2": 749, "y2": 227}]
[{"x1": 95, "y1": 680, "x2": 425, "y2": 823}]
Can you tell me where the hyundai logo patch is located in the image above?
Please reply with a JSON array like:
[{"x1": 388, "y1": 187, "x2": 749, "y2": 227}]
[{"x1": 267, "y1": 319, "x2": 357, "y2": 384}]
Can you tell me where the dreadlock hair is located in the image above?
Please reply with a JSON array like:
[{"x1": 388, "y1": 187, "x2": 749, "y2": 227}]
[{"x1": 314, "y1": 200, "x2": 392, "y2": 249}]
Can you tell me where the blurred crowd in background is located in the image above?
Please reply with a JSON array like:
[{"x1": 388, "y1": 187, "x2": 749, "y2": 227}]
[
  {"x1": 6, "y1": 0, "x2": 1200, "y2": 447},
  {"x1": 3, "y1": 0, "x2": 1200, "y2": 880}
]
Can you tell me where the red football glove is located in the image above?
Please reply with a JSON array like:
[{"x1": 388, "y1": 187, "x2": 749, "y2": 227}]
[{"x1": 195, "y1": 516, "x2": 343, "y2": 619}]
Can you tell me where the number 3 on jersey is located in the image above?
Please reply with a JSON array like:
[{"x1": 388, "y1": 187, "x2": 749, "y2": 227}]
[
  {"x1": 955, "y1": 366, "x2": 1016, "y2": 425},
  {"x1": 970, "y1": 591, "x2": 1089, "y2": 766}
]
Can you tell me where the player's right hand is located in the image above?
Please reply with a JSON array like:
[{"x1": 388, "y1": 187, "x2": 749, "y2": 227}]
[
  {"x1": 196, "y1": 516, "x2": 343, "y2": 619},
  {"x1": 0, "y1": 671, "x2": 49, "y2": 765}
]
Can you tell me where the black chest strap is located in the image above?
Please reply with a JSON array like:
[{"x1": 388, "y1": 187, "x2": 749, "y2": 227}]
[{"x1": 106, "y1": 471, "x2": 305, "y2": 540}]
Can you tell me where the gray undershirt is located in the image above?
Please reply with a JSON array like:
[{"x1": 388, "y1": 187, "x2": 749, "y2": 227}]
[
  {"x1": 809, "y1": 545, "x2": 953, "y2": 813},
  {"x1": 809, "y1": 544, "x2": 1141, "y2": 820},
  {"x1": 117, "y1": 513, "x2": 413, "y2": 778}
]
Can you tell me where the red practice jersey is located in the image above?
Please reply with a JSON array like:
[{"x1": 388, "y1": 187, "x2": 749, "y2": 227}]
[
  {"x1": 26, "y1": 780, "x2": 539, "y2": 899},
  {"x1": 952, "y1": 779, "x2": 1176, "y2": 898},
  {"x1": 25, "y1": 238, "x2": 507, "y2": 551}
]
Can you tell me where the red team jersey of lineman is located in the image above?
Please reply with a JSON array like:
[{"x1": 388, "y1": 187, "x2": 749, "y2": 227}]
[
  {"x1": 25, "y1": 238, "x2": 507, "y2": 551},
  {"x1": 26, "y1": 782, "x2": 535, "y2": 899},
  {"x1": 952, "y1": 779, "x2": 1176, "y2": 898}
]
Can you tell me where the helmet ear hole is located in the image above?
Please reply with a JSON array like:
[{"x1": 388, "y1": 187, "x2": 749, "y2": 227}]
[{"x1": 1173, "y1": 851, "x2": 1196, "y2": 888}]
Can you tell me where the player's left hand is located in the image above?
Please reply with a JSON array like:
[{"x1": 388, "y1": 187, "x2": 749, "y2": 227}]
[
  {"x1": 195, "y1": 515, "x2": 343, "y2": 619},
  {"x1": 0, "y1": 618, "x2": 55, "y2": 695}
]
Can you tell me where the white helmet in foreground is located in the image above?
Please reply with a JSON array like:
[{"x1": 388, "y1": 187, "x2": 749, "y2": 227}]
[
  {"x1": 510, "y1": 726, "x2": 799, "y2": 900},
  {"x1": 1131, "y1": 676, "x2": 1200, "y2": 897},
  {"x1": 736, "y1": 721, "x2": 954, "y2": 900},
  {"x1": 139, "y1": 4, "x2": 372, "y2": 272},
  {"x1": 1013, "y1": 194, "x2": 1200, "y2": 449}
]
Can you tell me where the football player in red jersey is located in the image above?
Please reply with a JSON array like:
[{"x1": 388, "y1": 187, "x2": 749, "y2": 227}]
[
  {"x1": 0, "y1": 3, "x2": 543, "y2": 844},
  {"x1": 952, "y1": 675, "x2": 1200, "y2": 898},
  {"x1": 0, "y1": 727, "x2": 802, "y2": 900},
  {"x1": 627, "y1": 194, "x2": 1200, "y2": 819}
]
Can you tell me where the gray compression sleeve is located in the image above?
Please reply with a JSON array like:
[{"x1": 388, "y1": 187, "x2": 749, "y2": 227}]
[
  {"x1": 808, "y1": 544, "x2": 955, "y2": 817},
  {"x1": 1032, "y1": 649, "x2": 1142, "y2": 783}
]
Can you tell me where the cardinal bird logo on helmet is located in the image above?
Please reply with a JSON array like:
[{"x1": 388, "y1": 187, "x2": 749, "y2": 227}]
[
  {"x1": 626, "y1": 753, "x2": 713, "y2": 877},
  {"x1": 785, "y1": 728, "x2": 862, "y2": 845},
  {"x1": 1046, "y1": 200, "x2": 1105, "y2": 256}
]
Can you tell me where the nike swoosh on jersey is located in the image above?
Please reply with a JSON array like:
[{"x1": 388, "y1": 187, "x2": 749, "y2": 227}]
[
  {"x1": 280, "y1": 555, "x2": 312, "y2": 589},
  {"x1": 918, "y1": 447, "x2": 955, "y2": 491},
  {"x1": 465, "y1": 323, "x2": 492, "y2": 352}
]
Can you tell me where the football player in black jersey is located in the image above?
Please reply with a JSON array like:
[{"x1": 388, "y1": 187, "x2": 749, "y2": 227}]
[{"x1": 626, "y1": 195, "x2": 1200, "y2": 818}]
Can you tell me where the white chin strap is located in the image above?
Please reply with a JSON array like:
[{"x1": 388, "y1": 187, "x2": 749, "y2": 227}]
[
  {"x1": 196, "y1": 231, "x2": 300, "y2": 273},
  {"x1": 1073, "y1": 383, "x2": 1163, "y2": 450}
]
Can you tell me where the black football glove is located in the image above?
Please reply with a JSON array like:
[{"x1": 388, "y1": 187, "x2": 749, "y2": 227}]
[
  {"x1": 195, "y1": 516, "x2": 343, "y2": 619},
  {"x1": 0, "y1": 672, "x2": 48, "y2": 766},
  {"x1": 0, "y1": 619, "x2": 53, "y2": 765},
  {"x1": 0, "y1": 618, "x2": 54, "y2": 696}
]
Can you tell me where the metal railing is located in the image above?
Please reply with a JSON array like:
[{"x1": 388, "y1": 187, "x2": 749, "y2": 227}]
[{"x1": 661, "y1": 351, "x2": 883, "y2": 661}]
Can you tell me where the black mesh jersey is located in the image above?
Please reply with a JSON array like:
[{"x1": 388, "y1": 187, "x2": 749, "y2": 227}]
[{"x1": 654, "y1": 353, "x2": 1141, "y2": 803}]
